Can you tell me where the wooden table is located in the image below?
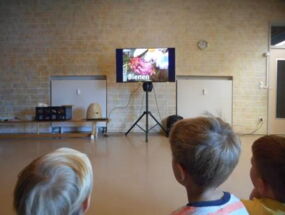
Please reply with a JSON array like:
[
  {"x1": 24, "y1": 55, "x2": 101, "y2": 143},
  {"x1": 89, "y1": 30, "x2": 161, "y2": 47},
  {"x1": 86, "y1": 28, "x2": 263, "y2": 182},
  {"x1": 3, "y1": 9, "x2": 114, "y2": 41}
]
[{"x1": 0, "y1": 118, "x2": 108, "y2": 139}]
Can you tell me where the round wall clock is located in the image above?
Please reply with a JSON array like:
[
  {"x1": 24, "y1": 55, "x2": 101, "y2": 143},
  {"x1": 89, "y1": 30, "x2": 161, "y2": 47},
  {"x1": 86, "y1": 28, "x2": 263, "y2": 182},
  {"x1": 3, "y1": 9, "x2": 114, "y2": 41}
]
[{"x1": 197, "y1": 40, "x2": 208, "y2": 50}]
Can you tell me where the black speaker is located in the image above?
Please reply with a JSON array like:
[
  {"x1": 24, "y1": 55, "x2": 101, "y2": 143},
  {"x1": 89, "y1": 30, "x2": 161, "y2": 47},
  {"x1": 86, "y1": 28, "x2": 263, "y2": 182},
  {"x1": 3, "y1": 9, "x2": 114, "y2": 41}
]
[
  {"x1": 35, "y1": 106, "x2": 72, "y2": 121},
  {"x1": 166, "y1": 114, "x2": 183, "y2": 135},
  {"x1": 143, "y1": 82, "x2": 153, "y2": 92}
]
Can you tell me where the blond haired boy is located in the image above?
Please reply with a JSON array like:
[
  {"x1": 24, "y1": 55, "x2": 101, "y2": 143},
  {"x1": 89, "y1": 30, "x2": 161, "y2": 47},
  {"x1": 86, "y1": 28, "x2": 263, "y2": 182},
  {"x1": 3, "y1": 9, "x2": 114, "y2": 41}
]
[
  {"x1": 169, "y1": 117, "x2": 249, "y2": 215},
  {"x1": 14, "y1": 147, "x2": 93, "y2": 215}
]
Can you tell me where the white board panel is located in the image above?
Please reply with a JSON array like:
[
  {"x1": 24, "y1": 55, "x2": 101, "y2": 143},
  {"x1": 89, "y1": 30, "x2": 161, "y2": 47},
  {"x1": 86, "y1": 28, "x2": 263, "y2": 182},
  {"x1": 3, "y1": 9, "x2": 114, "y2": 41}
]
[
  {"x1": 51, "y1": 77, "x2": 107, "y2": 132},
  {"x1": 177, "y1": 77, "x2": 232, "y2": 124}
]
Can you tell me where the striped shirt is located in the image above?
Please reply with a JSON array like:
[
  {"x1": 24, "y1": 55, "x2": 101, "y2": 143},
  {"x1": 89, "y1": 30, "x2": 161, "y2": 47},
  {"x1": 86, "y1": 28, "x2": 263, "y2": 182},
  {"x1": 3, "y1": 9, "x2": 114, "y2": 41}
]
[{"x1": 171, "y1": 192, "x2": 249, "y2": 215}]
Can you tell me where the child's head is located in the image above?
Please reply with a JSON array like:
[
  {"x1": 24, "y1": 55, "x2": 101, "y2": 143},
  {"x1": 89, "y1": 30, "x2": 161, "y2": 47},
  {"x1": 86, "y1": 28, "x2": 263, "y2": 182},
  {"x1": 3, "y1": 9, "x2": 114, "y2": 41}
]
[
  {"x1": 251, "y1": 135, "x2": 285, "y2": 202},
  {"x1": 169, "y1": 117, "x2": 240, "y2": 189},
  {"x1": 14, "y1": 147, "x2": 93, "y2": 215}
]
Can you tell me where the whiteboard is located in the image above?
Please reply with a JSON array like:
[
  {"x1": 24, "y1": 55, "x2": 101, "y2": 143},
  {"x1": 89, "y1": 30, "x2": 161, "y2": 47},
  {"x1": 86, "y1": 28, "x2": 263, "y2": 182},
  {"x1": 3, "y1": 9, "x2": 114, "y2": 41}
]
[
  {"x1": 177, "y1": 77, "x2": 232, "y2": 125},
  {"x1": 51, "y1": 76, "x2": 107, "y2": 132}
]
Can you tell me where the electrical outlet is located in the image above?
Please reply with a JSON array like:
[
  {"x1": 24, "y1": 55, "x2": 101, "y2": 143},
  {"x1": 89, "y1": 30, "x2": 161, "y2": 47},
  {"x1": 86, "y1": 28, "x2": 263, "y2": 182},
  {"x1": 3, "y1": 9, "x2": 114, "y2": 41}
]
[{"x1": 259, "y1": 81, "x2": 264, "y2": 89}]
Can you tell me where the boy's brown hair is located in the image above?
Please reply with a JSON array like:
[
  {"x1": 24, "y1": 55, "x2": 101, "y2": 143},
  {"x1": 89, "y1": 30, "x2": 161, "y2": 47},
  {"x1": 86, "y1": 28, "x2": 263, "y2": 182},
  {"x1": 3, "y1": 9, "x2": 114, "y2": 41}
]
[
  {"x1": 169, "y1": 117, "x2": 240, "y2": 188},
  {"x1": 252, "y1": 135, "x2": 285, "y2": 202}
]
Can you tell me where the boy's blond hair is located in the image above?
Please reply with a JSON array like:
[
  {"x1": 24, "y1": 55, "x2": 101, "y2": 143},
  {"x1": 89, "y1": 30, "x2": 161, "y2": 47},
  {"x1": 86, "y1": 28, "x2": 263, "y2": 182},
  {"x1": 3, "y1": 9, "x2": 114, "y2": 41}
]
[
  {"x1": 14, "y1": 147, "x2": 93, "y2": 215},
  {"x1": 252, "y1": 135, "x2": 285, "y2": 202},
  {"x1": 169, "y1": 117, "x2": 240, "y2": 188}
]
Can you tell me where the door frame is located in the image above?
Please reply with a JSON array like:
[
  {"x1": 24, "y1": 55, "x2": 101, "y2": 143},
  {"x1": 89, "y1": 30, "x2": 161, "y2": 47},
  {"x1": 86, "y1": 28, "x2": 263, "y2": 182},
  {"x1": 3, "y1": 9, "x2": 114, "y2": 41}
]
[{"x1": 268, "y1": 49, "x2": 285, "y2": 134}]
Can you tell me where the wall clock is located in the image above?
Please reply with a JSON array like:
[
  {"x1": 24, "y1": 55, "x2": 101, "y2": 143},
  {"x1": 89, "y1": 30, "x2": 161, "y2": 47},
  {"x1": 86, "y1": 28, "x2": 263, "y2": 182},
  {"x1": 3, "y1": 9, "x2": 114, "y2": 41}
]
[{"x1": 197, "y1": 40, "x2": 208, "y2": 50}]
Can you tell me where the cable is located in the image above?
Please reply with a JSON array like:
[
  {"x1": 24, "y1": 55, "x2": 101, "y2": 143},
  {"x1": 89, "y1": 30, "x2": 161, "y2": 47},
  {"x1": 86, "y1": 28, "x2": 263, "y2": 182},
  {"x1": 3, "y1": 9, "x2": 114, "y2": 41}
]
[
  {"x1": 153, "y1": 84, "x2": 162, "y2": 121},
  {"x1": 139, "y1": 89, "x2": 145, "y2": 115},
  {"x1": 108, "y1": 83, "x2": 142, "y2": 119},
  {"x1": 239, "y1": 120, "x2": 264, "y2": 136}
]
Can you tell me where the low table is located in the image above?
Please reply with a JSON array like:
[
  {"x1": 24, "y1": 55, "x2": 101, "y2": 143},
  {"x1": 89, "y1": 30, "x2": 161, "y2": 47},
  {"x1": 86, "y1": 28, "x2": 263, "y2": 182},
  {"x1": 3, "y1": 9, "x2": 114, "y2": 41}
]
[{"x1": 0, "y1": 118, "x2": 108, "y2": 139}]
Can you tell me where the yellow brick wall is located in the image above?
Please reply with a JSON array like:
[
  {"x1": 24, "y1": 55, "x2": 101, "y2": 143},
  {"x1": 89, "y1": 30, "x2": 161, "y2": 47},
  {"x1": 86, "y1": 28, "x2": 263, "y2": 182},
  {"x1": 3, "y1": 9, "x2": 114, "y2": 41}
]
[{"x1": 0, "y1": 0, "x2": 285, "y2": 133}]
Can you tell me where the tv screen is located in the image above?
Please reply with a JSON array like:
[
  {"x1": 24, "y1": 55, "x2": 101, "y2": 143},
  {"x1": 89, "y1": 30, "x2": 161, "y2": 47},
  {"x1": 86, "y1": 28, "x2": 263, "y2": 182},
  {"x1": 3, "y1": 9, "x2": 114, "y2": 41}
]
[{"x1": 116, "y1": 48, "x2": 175, "y2": 82}]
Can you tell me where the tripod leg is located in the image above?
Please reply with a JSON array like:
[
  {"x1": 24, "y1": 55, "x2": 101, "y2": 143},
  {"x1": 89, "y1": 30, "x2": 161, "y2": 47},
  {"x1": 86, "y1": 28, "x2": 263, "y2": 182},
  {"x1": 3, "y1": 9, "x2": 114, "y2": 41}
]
[
  {"x1": 125, "y1": 112, "x2": 146, "y2": 135},
  {"x1": 149, "y1": 112, "x2": 168, "y2": 135},
  {"x1": 146, "y1": 111, "x2": 148, "y2": 142}
]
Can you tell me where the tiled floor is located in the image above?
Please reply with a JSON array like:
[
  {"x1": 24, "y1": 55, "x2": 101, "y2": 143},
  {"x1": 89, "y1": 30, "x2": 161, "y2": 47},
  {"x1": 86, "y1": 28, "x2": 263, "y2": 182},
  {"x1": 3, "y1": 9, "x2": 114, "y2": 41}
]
[{"x1": 0, "y1": 134, "x2": 257, "y2": 215}]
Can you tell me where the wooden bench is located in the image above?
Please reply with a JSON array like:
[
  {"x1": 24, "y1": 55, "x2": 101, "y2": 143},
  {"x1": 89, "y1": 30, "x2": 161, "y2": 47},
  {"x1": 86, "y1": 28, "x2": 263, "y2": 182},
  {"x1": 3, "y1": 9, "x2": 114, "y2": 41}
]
[{"x1": 0, "y1": 118, "x2": 108, "y2": 139}]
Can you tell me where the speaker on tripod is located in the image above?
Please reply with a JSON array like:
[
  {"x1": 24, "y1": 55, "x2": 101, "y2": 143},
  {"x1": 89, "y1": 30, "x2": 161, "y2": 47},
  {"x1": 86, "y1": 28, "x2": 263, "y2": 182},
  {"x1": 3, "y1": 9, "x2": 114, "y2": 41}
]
[{"x1": 125, "y1": 82, "x2": 168, "y2": 142}]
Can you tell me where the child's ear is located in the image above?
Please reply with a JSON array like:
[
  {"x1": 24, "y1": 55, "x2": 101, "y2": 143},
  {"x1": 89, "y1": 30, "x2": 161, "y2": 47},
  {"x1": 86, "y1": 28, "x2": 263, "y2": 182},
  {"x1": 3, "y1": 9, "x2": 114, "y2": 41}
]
[
  {"x1": 255, "y1": 177, "x2": 274, "y2": 198},
  {"x1": 82, "y1": 195, "x2": 91, "y2": 213},
  {"x1": 172, "y1": 160, "x2": 186, "y2": 184},
  {"x1": 260, "y1": 179, "x2": 276, "y2": 199}
]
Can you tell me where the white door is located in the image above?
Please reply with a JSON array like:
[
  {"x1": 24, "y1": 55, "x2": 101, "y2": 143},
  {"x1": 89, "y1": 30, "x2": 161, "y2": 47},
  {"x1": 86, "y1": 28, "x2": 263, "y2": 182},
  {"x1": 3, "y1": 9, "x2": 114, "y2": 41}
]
[
  {"x1": 268, "y1": 49, "x2": 285, "y2": 134},
  {"x1": 177, "y1": 77, "x2": 232, "y2": 124}
]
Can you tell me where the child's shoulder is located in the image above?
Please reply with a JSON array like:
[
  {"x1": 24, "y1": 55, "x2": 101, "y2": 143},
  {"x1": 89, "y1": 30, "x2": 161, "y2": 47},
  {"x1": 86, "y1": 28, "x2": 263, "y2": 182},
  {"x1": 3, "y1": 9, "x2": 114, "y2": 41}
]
[
  {"x1": 170, "y1": 192, "x2": 248, "y2": 215},
  {"x1": 242, "y1": 198, "x2": 285, "y2": 215},
  {"x1": 222, "y1": 193, "x2": 249, "y2": 214}
]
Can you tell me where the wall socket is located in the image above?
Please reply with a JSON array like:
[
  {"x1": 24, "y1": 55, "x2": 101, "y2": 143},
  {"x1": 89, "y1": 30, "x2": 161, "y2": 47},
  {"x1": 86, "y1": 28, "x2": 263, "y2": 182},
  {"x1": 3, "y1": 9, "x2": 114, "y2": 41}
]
[
  {"x1": 258, "y1": 117, "x2": 263, "y2": 122},
  {"x1": 259, "y1": 81, "x2": 264, "y2": 88}
]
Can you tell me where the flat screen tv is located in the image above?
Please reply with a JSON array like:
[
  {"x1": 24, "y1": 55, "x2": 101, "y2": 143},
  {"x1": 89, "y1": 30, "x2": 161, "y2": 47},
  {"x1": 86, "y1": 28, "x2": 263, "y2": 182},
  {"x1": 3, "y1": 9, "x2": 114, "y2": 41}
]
[{"x1": 116, "y1": 48, "x2": 175, "y2": 82}]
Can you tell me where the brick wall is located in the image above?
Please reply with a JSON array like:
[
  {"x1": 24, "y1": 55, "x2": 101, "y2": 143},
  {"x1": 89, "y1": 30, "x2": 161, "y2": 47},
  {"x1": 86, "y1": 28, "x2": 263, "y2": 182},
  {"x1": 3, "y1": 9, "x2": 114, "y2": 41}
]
[{"x1": 0, "y1": 0, "x2": 285, "y2": 133}]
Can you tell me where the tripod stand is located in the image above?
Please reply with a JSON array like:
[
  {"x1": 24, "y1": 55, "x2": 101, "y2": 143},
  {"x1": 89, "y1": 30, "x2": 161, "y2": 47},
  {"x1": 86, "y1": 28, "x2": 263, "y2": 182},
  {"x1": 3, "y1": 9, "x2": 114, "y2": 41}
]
[{"x1": 125, "y1": 82, "x2": 168, "y2": 142}]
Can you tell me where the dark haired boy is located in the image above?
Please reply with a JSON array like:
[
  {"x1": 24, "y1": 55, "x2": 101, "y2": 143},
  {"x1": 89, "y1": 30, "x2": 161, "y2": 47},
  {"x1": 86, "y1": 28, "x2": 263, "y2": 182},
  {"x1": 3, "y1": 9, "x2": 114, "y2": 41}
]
[{"x1": 242, "y1": 135, "x2": 285, "y2": 214}]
